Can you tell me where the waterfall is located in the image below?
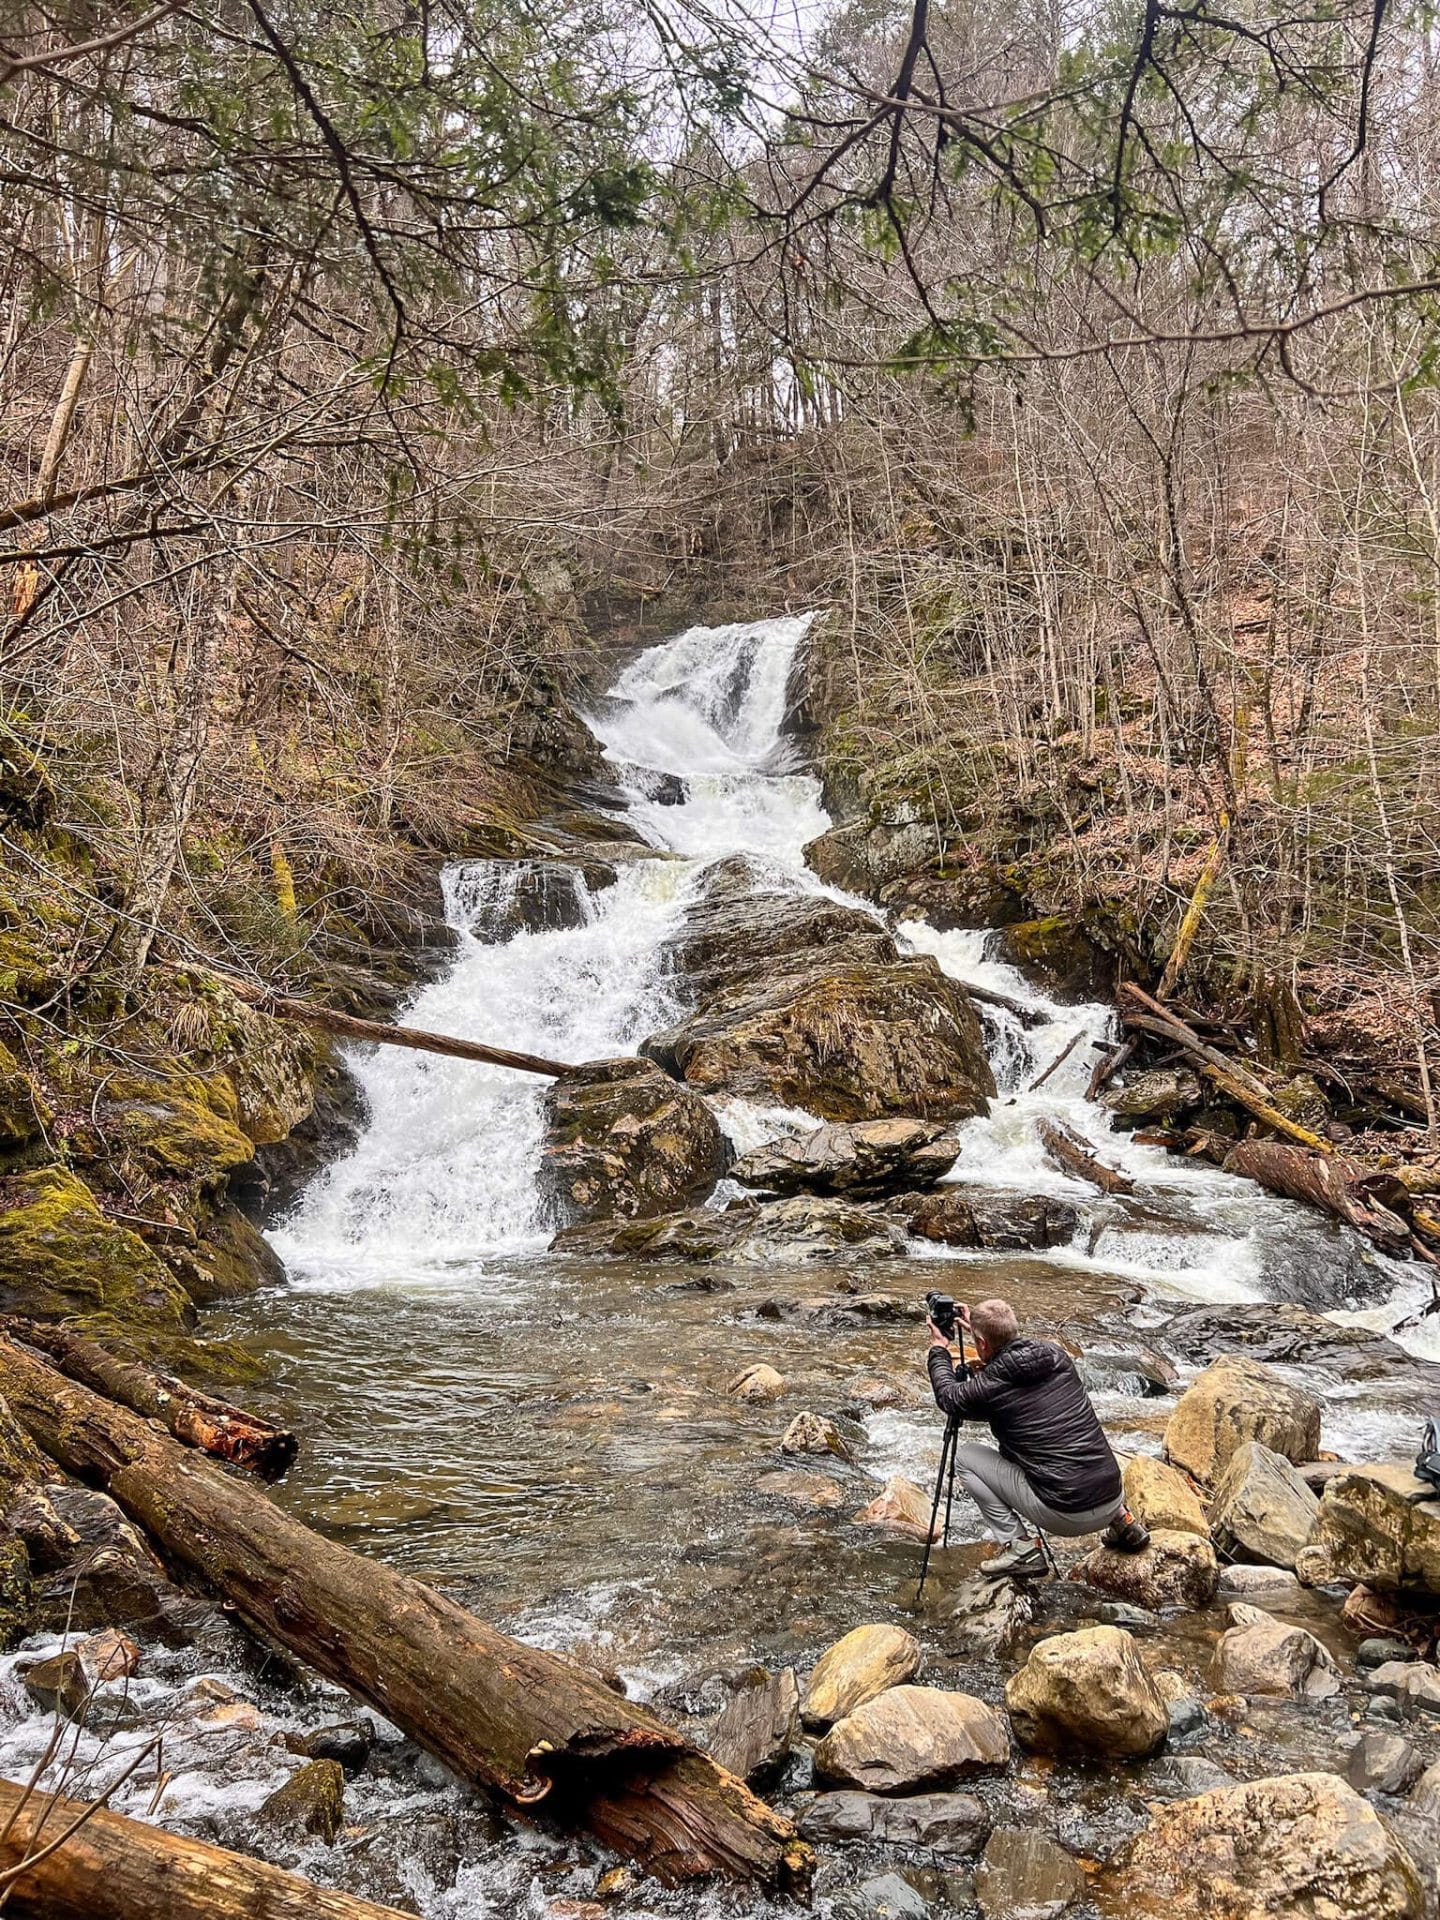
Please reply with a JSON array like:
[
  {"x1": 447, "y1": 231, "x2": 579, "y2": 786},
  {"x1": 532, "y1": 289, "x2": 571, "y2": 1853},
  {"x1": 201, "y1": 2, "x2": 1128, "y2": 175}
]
[{"x1": 271, "y1": 611, "x2": 1432, "y2": 1359}]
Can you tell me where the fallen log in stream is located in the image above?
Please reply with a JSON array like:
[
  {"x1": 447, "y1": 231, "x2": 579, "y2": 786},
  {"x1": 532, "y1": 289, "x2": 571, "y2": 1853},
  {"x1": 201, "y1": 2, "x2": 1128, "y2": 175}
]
[
  {"x1": 0, "y1": 1337, "x2": 811, "y2": 1893},
  {"x1": 2, "y1": 1320, "x2": 297, "y2": 1478},
  {"x1": 0, "y1": 1775, "x2": 414, "y2": 1920}
]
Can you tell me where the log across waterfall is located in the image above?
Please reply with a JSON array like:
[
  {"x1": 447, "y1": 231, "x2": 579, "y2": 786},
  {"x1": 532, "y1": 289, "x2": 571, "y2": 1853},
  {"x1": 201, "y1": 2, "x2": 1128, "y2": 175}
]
[{"x1": 0, "y1": 1336, "x2": 811, "y2": 1893}]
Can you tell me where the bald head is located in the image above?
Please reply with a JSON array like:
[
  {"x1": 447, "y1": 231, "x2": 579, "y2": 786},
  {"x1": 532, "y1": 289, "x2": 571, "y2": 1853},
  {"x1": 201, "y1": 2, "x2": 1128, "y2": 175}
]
[{"x1": 971, "y1": 1298, "x2": 1019, "y2": 1358}]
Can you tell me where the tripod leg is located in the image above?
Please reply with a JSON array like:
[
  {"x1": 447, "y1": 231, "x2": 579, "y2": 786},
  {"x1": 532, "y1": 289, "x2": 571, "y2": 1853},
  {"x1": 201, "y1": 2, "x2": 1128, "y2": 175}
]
[
  {"x1": 942, "y1": 1420, "x2": 959, "y2": 1546},
  {"x1": 915, "y1": 1418, "x2": 957, "y2": 1604}
]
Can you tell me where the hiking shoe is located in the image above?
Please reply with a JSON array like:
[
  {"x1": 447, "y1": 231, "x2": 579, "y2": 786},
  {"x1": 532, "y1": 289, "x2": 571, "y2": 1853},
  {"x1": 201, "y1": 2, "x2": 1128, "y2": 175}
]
[
  {"x1": 979, "y1": 1542, "x2": 1049, "y2": 1579},
  {"x1": 1102, "y1": 1516, "x2": 1151, "y2": 1554}
]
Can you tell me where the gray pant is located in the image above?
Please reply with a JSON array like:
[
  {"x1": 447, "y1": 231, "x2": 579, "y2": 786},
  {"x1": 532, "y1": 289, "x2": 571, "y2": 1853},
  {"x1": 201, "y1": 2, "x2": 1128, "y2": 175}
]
[{"x1": 952, "y1": 1442, "x2": 1124, "y2": 1544}]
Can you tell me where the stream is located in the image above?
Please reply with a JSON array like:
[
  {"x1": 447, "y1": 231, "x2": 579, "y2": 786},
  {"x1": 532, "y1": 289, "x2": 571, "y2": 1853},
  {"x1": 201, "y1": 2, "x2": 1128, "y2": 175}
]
[{"x1": 2, "y1": 614, "x2": 1437, "y2": 1917}]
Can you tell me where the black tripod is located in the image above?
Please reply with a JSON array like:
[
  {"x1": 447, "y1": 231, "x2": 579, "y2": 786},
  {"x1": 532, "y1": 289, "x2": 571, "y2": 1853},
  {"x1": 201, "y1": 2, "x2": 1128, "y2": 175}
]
[{"x1": 915, "y1": 1412, "x2": 962, "y2": 1604}]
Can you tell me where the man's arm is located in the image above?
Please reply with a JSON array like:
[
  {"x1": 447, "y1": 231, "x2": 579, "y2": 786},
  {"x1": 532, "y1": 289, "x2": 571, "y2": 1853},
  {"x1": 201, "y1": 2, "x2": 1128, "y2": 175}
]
[{"x1": 927, "y1": 1345, "x2": 1001, "y2": 1420}]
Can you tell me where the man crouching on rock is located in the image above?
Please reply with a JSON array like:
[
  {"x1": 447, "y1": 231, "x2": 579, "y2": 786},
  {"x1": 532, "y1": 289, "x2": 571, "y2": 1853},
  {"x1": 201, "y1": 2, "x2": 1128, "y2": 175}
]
[{"x1": 926, "y1": 1297, "x2": 1149, "y2": 1580}]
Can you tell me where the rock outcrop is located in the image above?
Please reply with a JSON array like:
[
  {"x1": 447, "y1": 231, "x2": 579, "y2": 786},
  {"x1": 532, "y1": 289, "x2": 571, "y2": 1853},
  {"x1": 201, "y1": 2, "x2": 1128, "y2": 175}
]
[
  {"x1": 643, "y1": 957, "x2": 995, "y2": 1123},
  {"x1": 540, "y1": 1057, "x2": 729, "y2": 1227},
  {"x1": 802, "y1": 1625, "x2": 922, "y2": 1730},
  {"x1": 1102, "y1": 1068, "x2": 1203, "y2": 1124},
  {"x1": 813, "y1": 1686, "x2": 1010, "y2": 1793},
  {"x1": 1076, "y1": 1528, "x2": 1219, "y2": 1610},
  {"x1": 1103, "y1": 1773, "x2": 1424, "y2": 1919},
  {"x1": 1005, "y1": 1626, "x2": 1168, "y2": 1760},
  {"x1": 1163, "y1": 1356, "x2": 1321, "y2": 1485},
  {"x1": 1301, "y1": 1464, "x2": 1440, "y2": 1595},
  {"x1": 732, "y1": 1117, "x2": 960, "y2": 1197},
  {"x1": 1207, "y1": 1440, "x2": 1319, "y2": 1569}
]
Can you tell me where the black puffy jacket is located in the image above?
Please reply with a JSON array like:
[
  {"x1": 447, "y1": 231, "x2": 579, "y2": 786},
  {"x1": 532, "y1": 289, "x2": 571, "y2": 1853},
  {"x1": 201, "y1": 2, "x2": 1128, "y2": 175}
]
[{"x1": 927, "y1": 1337, "x2": 1122, "y2": 1515}]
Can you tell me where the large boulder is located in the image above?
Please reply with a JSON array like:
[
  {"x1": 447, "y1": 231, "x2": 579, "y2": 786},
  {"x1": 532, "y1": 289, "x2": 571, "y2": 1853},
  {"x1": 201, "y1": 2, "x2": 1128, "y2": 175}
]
[
  {"x1": 540, "y1": 1057, "x2": 729, "y2": 1227},
  {"x1": 732, "y1": 1118, "x2": 959, "y2": 1198},
  {"x1": 1005, "y1": 1626, "x2": 1168, "y2": 1760},
  {"x1": 802, "y1": 1625, "x2": 921, "y2": 1730},
  {"x1": 1123, "y1": 1455, "x2": 1209, "y2": 1537},
  {"x1": 1301, "y1": 1465, "x2": 1440, "y2": 1595},
  {"x1": 813, "y1": 1686, "x2": 1010, "y2": 1793},
  {"x1": 642, "y1": 958, "x2": 995, "y2": 1123},
  {"x1": 1103, "y1": 1772, "x2": 1424, "y2": 1919},
  {"x1": 803, "y1": 820, "x2": 942, "y2": 900},
  {"x1": 1208, "y1": 1440, "x2": 1319, "y2": 1569},
  {"x1": 662, "y1": 857, "x2": 899, "y2": 1000},
  {"x1": 905, "y1": 1190, "x2": 1079, "y2": 1251},
  {"x1": 553, "y1": 1195, "x2": 907, "y2": 1263},
  {"x1": 1076, "y1": 1528, "x2": 1219, "y2": 1610},
  {"x1": 1208, "y1": 1605, "x2": 1339, "y2": 1699},
  {"x1": 1163, "y1": 1356, "x2": 1321, "y2": 1485}
]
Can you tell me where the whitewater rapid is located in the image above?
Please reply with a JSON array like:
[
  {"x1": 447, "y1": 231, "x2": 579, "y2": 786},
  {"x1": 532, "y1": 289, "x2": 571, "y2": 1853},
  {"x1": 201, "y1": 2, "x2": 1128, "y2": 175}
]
[{"x1": 271, "y1": 612, "x2": 1434, "y2": 1361}]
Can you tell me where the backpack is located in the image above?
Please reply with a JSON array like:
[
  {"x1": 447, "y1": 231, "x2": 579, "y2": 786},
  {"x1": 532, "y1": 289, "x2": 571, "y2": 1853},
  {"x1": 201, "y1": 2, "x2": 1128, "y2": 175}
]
[{"x1": 1418, "y1": 1417, "x2": 1440, "y2": 1495}]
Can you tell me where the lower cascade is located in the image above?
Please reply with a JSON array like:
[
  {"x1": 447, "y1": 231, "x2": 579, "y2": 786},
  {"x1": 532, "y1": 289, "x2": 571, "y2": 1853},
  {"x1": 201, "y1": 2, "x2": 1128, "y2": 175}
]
[{"x1": 1, "y1": 616, "x2": 1436, "y2": 1920}]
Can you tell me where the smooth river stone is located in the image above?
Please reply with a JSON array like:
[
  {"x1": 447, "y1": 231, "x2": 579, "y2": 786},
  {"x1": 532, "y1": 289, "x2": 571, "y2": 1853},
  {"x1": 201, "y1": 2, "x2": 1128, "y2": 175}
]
[
  {"x1": 813, "y1": 1685, "x2": 1010, "y2": 1793},
  {"x1": 802, "y1": 1624, "x2": 921, "y2": 1730}
]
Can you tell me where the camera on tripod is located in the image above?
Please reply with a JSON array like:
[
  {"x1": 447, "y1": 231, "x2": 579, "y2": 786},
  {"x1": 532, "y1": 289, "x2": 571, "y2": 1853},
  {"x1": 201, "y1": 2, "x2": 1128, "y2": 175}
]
[{"x1": 924, "y1": 1291, "x2": 959, "y2": 1341}]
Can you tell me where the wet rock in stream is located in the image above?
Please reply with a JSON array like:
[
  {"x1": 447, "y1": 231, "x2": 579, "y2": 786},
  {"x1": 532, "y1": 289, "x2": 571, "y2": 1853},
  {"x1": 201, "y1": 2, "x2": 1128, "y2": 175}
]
[
  {"x1": 553, "y1": 1194, "x2": 907, "y2": 1262},
  {"x1": 540, "y1": 1056, "x2": 729, "y2": 1227},
  {"x1": 1301, "y1": 1463, "x2": 1440, "y2": 1595},
  {"x1": 1209, "y1": 1603, "x2": 1340, "y2": 1699},
  {"x1": 799, "y1": 1787, "x2": 990, "y2": 1854},
  {"x1": 642, "y1": 955, "x2": 995, "y2": 1122},
  {"x1": 1005, "y1": 1626, "x2": 1168, "y2": 1760},
  {"x1": 1163, "y1": 1356, "x2": 1321, "y2": 1485},
  {"x1": 1157, "y1": 1301, "x2": 1431, "y2": 1383},
  {"x1": 975, "y1": 1826, "x2": 1085, "y2": 1920},
  {"x1": 1075, "y1": 1527, "x2": 1219, "y2": 1610},
  {"x1": 733, "y1": 1117, "x2": 961, "y2": 1198},
  {"x1": 814, "y1": 1686, "x2": 1011, "y2": 1793},
  {"x1": 904, "y1": 1190, "x2": 1080, "y2": 1252},
  {"x1": 1101, "y1": 1772, "x2": 1425, "y2": 1919},
  {"x1": 1122, "y1": 1455, "x2": 1209, "y2": 1536},
  {"x1": 1208, "y1": 1439, "x2": 1320, "y2": 1569},
  {"x1": 802, "y1": 1624, "x2": 922, "y2": 1730},
  {"x1": 705, "y1": 1663, "x2": 799, "y2": 1784}
]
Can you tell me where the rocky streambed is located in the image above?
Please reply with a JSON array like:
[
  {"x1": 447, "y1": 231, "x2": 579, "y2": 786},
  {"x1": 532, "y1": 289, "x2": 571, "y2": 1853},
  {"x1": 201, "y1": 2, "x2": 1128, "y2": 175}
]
[{"x1": 1, "y1": 612, "x2": 1439, "y2": 1919}]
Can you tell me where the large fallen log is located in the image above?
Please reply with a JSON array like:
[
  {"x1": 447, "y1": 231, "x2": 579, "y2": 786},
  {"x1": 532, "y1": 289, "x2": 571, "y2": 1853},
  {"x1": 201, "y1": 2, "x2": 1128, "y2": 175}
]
[
  {"x1": 202, "y1": 968, "x2": 570, "y2": 1078},
  {"x1": 0, "y1": 1338, "x2": 810, "y2": 1893},
  {"x1": 1036, "y1": 1117, "x2": 1136, "y2": 1195},
  {"x1": 1222, "y1": 1139, "x2": 1433, "y2": 1269},
  {"x1": 0, "y1": 1774, "x2": 415, "y2": 1920},
  {"x1": 2, "y1": 1321, "x2": 296, "y2": 1479}
]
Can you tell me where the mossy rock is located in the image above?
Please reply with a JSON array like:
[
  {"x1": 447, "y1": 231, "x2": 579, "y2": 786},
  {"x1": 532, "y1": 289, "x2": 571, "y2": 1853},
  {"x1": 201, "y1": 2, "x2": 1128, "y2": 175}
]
[
  {"x1": 996, "y1": 916, "x2": 1116, "y2": 1001},
  {"x1": 93, "y1": 1074, "x2": 255, "y2": 1184},
  {"x1": 0, "y1": 1042, "x2": 51, "y2": 1150},
  {"x1": 260, "y1": 1758, "x2": 345, "y2": 1843},
  {"x1": 0, "y1": 737, "x2": 54, "y2": 829},
  {"x1": 0, "y1": 1166, "x2": 192, "y2": 1334},
  {"x1": 180, "y1": 1200, "x2": 286, "y2": 1304},
  {"x1": 0, "y1": 1534, "x2": 32, "y2": 1649}
]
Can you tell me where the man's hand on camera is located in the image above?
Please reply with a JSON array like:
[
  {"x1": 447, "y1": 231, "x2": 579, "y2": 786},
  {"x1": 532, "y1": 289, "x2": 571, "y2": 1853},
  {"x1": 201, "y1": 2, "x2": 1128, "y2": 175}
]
[{"x1": 926, "y1": 1318, "x2": 950, "y2": 1349}]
